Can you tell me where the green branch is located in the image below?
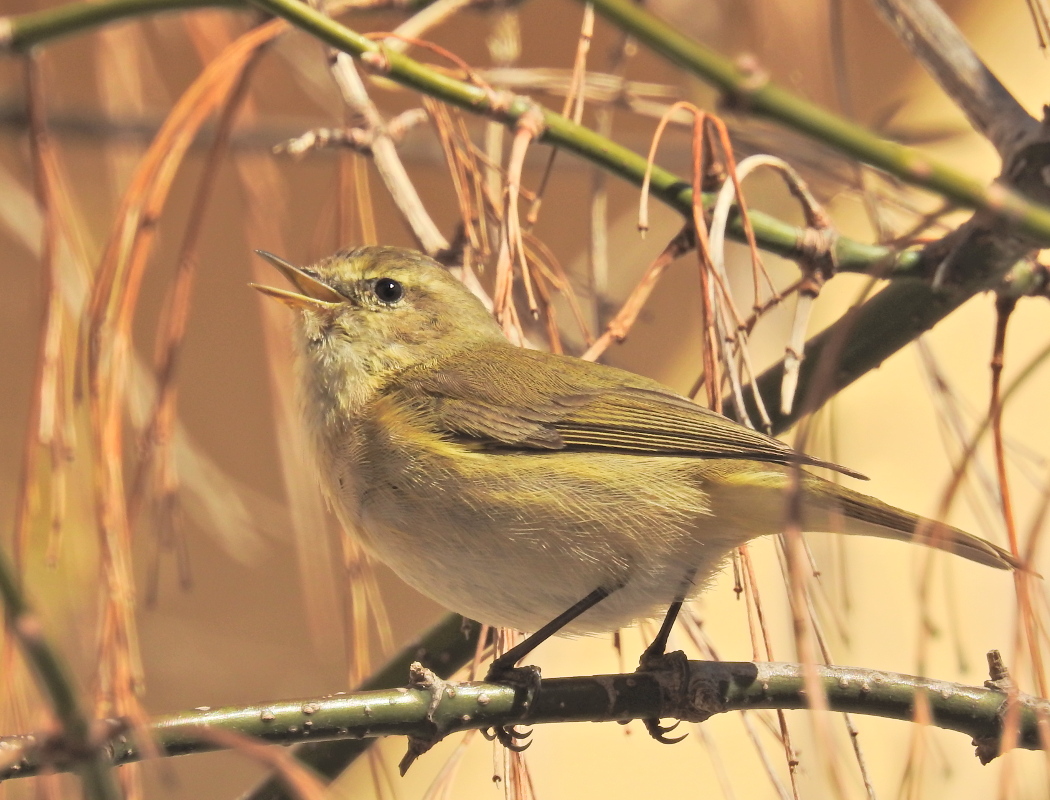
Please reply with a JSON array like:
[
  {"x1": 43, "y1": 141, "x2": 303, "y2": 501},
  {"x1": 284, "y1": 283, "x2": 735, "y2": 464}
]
[
  {"x1": 242, "y1": 613, "x2": 483, "y2": 800},
  {"x1": 0, "y1": 0, "x2": 243, "y2": 51},
  {"x1": 1, "y1": 659, "x2": 1042, "y2": 780},
  {"x1": 0, "y1": 0, "x2": 445, "y2": 52},
  {"x1": 579, "y1": 0, "x2": 1050, "y2": 245},
  {"x1": 243, "y1": 0, "x2": 921, "y2": 276}
]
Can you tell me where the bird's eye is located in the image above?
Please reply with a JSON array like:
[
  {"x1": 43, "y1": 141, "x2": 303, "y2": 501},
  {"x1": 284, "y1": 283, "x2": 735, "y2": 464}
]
[{"x1": 373, "y1": 277, "x2": 404, "y2": 304}]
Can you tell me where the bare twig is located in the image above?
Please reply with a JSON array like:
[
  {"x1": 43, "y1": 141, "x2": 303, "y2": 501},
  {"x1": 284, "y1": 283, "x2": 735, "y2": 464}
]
[
  {"x1": 581, "y1": 227, "x2": 693, "y2": 362},
  {"x1": 325, "y1": 48, "x2": 449, "y2": 254},
  {"x1": 132, "y1": 39, "x2": 264, "y2": 605}
]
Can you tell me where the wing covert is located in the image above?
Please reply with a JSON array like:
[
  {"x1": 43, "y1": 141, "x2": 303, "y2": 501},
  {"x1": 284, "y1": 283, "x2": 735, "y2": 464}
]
[{"x1": 390, "y1": 344, "x2": 863, "y2": 477}]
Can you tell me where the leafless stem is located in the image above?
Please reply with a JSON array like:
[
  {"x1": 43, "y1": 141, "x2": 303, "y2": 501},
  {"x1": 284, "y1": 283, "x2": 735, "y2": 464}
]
[{"x1": 326, "y1": 50, "x2": 449, "y2": 254}]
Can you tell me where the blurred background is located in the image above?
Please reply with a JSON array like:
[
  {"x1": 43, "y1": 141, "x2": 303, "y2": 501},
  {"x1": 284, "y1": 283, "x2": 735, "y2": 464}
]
[{"x1": 1, "y1": 0, "x2": 1049, "y2": 797}]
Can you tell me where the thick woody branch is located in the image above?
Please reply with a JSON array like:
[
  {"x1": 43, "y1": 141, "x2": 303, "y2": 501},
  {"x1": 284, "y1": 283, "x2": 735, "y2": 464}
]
[
  {"x1": 0, "y1": 658, "x2": 1043, "y2": 781},
  {"x1": 869, "y1": 0, "x2": 1040, "y2": 161},
  {"x1": 725, "y1": 216, "x2": 1036, "y2": 432}
]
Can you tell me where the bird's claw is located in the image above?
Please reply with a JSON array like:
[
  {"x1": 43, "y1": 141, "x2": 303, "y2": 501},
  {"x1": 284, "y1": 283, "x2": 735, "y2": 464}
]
[
  {"x1": 642, "y1": 717, "x2": 687, "y2": 745},
  {"x1": 484, "y1": 724, "x2": 533, "y2": 752},
  {"x1": 482, "y1": 662, "x2": 541, "y2": 752},
  {"x1": 636, "y1": 648, "x2": 689, "y2": 744}
]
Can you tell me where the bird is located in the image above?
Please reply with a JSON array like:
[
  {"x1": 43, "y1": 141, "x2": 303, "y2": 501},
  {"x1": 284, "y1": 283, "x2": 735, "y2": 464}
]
[{"x1": 251, "y1": 244, "x2": 1019, "y2": 669}]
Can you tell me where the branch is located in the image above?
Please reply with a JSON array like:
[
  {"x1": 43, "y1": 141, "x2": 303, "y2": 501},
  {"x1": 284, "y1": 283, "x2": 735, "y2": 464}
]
[
  {"x1": 0, "y1": 0, "x2": 441, "y2": 52},
  {"x1": 579, "y1": 0, "x2": 1050, "y2": 244},
  {"x1": 326, "y1": 47, "x2": 450, "y2": 254},
  {"x1": 1, "y1": 658, "x2": 1043, "y2": 781},
  {"x1": 725, "y1": 217, "x2": 1037, "y2": 432},
  {"x1": 240, "y1": 0, "x2": 925, "y2": 279},
  {"x1": 241, "y1": 613, "x2": 483, "y2": 800},
  {"x1": 868, "y1": 0, "x2": 1040, "y2": 161}
]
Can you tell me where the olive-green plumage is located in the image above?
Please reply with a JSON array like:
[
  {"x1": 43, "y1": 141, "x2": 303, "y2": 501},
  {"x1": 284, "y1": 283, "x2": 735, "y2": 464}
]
[{"x1": 253, "y1": 246, "x2": 1018, "y2": 635}]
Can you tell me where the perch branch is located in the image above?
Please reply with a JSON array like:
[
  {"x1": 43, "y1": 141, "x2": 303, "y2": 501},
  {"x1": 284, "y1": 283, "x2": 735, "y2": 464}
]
[
  {"x1": 241, "y1": 614, "x2": 484, "y2": 800},
  {"x1": 0, "y1": 658, "x2": 1043, "y2": 781}
]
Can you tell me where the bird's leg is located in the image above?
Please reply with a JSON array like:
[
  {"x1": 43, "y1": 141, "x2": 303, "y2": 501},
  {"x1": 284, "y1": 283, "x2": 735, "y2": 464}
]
[
  {"x1": 486, "y1": 584, "x2": 619, "y2": 679},
  {"x1": 484, "y1": 584, "x2": 620, "y2": 751},
  {"x1": 637, "y1": 569, "x2": 697, "y2": 744},
  {"x1": 640, "y1": 568, "x2": 698, "y2": 665},
  {"x1": 639, "y1": 598, "x2": 686, "y2": 667}
]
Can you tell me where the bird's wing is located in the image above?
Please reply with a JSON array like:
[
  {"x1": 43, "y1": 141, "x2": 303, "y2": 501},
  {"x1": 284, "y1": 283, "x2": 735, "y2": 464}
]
[{"x1": 391, "y1": 345, "x2": 864, "y2": 478}]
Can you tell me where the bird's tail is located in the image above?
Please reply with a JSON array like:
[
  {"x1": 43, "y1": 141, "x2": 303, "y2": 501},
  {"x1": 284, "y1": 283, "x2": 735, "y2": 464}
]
[{"x1": 802, "y1": 475, "x2": 1022, "y2": 571}]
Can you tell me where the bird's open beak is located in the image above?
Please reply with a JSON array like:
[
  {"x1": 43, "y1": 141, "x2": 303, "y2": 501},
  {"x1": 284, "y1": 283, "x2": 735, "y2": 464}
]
[{"x1": 250, "y1": 250, "x2": 345, "y2": 311}]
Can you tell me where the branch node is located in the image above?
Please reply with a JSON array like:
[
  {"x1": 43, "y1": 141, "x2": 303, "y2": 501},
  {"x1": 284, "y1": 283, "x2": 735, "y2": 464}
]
[
  {"x1": 408, "y1": 661, "x2": 449, "y2": 722},
  {"x1": 360, "y1": 48, "x2": 391, "y2": 75},
  {"x1": 984, "y1": 649, "x2": 1014, "y2": 692},
  {"x1": 794, "y1": 225, "x2": 839, "y2": 295},
  {"x1": 721, "y1": 54, "x2": 769, "y2": 111},
  {"x1": 514, "y1": 103, "x2": 548, "y2": 139}
]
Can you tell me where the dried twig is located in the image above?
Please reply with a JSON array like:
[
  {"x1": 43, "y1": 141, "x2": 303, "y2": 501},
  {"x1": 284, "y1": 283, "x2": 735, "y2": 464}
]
[
  {"x1": 132, "y1": 38, "x2": 264, "y2": 605},
  {"x1": 581, "y1": 227, "x2": 693, "y2": 362},
  {"x1": 325, "y1": 47, "x2": 448, "y2": 255}
]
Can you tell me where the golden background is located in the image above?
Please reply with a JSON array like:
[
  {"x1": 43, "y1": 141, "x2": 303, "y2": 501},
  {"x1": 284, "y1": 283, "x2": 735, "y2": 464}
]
[{"x1": 0, "y1": 0, "x2": 1048, "y2": 797}]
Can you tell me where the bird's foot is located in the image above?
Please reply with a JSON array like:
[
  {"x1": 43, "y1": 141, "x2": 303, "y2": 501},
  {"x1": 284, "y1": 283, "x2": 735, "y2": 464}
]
[
  {"x1": 482, "y1": 659, "x2": 541, "y2": 752},
  {"x1": 642, "y1": 717, "x2": 687, "y2": 744},
  {"x1": 482, "y1": 723, "x2": 533, "y2": 751},
  {"x1": 636, "y1": 647, "x2": 690, "y2": 745}
]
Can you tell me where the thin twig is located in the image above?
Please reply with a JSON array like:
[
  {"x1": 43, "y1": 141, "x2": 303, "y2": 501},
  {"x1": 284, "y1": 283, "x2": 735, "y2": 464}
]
[{"x1": 323, "y1": 30, "x2": 449, "y2": 255}]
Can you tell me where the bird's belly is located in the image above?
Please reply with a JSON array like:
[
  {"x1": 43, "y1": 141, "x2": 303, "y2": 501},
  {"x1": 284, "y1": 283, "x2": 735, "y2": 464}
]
[{"x1": 347, "y1": 450, "x2": 744, "y2": 634}]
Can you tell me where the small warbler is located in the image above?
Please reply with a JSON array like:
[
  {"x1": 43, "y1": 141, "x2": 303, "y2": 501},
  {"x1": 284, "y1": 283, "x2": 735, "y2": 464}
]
[{"x1": 252, "y1": 246, "x2": 1017, "y2": 646}]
